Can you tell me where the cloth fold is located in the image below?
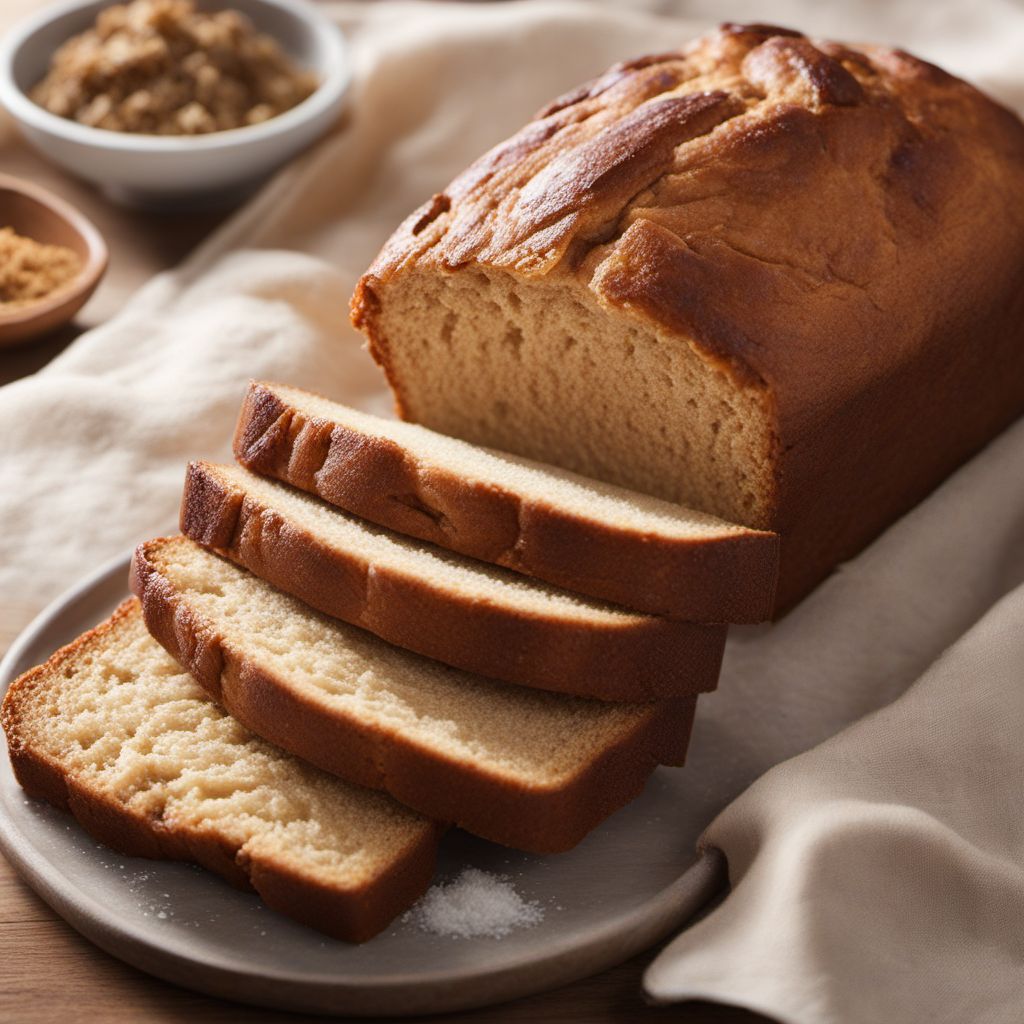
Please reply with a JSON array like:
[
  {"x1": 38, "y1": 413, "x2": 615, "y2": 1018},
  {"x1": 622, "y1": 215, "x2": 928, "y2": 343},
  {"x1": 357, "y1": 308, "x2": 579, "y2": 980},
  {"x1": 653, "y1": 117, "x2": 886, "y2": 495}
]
[
  {"x1": 645, "y1": 419, "x2": 1024, "y2": 1023},
  {"x1": 0, "y1": 250, "x2": 376, "y2": 622},
  {"x1": 2, "y1": 3, "x2": 1024, "y2": 1022}
]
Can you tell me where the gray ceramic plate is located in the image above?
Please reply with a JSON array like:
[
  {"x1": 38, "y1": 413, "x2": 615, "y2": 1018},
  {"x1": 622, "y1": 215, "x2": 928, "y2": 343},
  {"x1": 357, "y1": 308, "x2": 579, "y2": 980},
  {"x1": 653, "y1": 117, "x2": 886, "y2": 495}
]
[{"x1": 0, "y1": 553, "x2": 727, "y2": 1016}]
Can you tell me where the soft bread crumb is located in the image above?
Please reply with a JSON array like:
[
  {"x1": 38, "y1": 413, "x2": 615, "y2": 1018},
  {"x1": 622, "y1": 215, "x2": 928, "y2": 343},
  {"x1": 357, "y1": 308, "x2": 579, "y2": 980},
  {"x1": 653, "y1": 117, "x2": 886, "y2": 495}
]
[
  {"x1": 3, "y1": 601, "x2": 431, "y2": 888},
  {"x1": 364, "y1": 270, "x2": 774, "y2": 527},
  {"x1": 272, "y1": 382, "x2": 759, "y2": 536},
  {"x1": 210, "y1": 463, "x2": 646, "y2": 623},
  {"x1": 147, "y1": 537, "x2": 661, "y2": 785}
]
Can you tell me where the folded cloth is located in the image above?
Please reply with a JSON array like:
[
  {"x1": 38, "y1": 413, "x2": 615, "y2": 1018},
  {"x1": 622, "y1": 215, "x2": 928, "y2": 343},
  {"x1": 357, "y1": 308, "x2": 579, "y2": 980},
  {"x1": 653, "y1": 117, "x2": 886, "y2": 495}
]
[
  {"x1": 1, "y1": 3, "x2": 1024, "y2": 1022},
  {"x1": 645, "y1": 418, "x2": 1024, "y2": 1023},
  {"x1": 0, "y1": 250, "x2": 379, "y2": 623},
  {"x1": 649, "y1": 589, "x2": 1024, "y2": 1024}
]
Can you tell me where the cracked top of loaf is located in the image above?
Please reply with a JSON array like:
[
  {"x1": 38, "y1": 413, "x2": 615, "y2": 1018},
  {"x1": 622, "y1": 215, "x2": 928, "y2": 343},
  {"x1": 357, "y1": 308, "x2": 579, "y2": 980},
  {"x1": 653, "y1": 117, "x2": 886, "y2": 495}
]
[{"x1": 352, "y1": 22, "x2": 1024, "y2": 434}]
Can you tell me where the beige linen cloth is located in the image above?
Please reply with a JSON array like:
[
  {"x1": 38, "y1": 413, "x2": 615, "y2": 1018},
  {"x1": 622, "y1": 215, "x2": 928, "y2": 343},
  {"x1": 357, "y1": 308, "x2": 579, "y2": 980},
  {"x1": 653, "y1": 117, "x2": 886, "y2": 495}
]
[{"x1": 2, "y1": 2, "x2": 1024, "y2": 1021}]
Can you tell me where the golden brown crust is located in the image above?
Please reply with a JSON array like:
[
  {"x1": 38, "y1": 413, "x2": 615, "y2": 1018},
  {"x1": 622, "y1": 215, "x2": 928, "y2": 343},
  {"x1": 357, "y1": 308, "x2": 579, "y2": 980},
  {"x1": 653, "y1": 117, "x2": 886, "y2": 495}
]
[
  {"x1": 233, "y1": 381, "x2": 779, "y2": 623},
  {"x1": 130, "y1": 540, "x2": 696, "y2": 853},
  {"x1": 0, "y1": 600, "x2": 440, "y2": 942},
  {"x1": 180, "y1": 460, "x2": 727, "y2": 701},
  {"x1": 351, "y1": 23, "x2": 1024, "y2": 611}
]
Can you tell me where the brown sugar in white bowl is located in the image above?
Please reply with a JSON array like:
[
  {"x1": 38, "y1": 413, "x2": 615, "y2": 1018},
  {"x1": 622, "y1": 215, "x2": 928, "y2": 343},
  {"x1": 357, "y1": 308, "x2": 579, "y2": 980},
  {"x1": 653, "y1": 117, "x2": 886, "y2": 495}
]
[
  {"x1": 0, "y1": 0, "x2": 350, "y2": 210},
  {"x1": 0, "y1": 173, "x2": 107, "y2": 347}
]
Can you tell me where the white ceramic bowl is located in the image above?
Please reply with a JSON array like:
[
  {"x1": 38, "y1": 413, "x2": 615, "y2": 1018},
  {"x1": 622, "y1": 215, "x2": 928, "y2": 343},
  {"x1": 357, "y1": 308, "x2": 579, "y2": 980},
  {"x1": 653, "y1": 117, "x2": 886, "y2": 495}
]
[{"x1": 0, "y1": 0, "x2": 350, "y2": 209}]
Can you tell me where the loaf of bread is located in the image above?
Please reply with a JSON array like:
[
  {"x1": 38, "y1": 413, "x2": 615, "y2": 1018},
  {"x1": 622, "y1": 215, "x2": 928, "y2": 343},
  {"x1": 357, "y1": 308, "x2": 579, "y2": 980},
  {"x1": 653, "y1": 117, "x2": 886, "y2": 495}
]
[
  {"x1": 352, "y1": 22, "x2": 1024, "y2": 611},
  {"x1": 1, "y1": 600, "x2": 440, "y2": 941},
  {"x1": 131, "y1": 536, "x2": 696, "y2": 852},
  {"x1": 181, "y1": 460, "x2": 727, "y2": 700},
  {"x1": 233, "y1": 380, "x2": 778, "y2": 622}
]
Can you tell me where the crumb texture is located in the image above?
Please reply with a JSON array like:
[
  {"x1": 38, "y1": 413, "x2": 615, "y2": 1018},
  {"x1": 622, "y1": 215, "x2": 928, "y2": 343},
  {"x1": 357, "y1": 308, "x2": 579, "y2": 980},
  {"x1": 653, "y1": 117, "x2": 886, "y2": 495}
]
[
  {"x1": 144, "y1": 537, "x2": 661, "y2": 785},
  {"x1": 2, "y1": 601, "x2": 429, "y2": 888}
]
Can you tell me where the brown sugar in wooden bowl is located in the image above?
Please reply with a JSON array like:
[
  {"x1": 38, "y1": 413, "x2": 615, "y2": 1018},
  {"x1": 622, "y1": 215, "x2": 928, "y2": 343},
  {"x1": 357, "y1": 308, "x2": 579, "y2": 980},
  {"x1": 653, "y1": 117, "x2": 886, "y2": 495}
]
[{"x1": 0, "y1": 172, "x2": 107, "y2": 347}]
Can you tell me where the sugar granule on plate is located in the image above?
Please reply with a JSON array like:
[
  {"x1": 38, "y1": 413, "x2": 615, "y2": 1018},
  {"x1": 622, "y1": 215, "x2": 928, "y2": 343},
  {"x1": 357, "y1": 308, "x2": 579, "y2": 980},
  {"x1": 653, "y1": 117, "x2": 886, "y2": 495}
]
[{"x1": 402, "y1": 868, "x2": 544, "y2": 939}]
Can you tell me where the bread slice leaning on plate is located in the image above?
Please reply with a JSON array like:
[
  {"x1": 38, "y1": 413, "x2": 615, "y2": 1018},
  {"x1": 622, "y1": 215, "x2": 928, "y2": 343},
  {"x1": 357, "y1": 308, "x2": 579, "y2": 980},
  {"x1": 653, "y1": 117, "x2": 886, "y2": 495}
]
[
  {"x1": 130, "y1": 536, "x2": 697, "y2": 853},
  {"x1": 0, "y1": 599, "x2": 441, "y2": 942},
  {"x1": 180, "y1": 460, "x2": 727, "y2": 701},
  {"x1": 233, "y1": 380, "x2": 779, "y2": 623}
]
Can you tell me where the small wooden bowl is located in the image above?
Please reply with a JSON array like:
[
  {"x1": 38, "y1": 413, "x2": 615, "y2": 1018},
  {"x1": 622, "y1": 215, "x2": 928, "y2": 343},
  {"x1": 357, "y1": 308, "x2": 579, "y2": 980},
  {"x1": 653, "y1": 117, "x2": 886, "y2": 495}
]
[{"x1": 0, "y1": 173, "x2": 107, "y2": 347}]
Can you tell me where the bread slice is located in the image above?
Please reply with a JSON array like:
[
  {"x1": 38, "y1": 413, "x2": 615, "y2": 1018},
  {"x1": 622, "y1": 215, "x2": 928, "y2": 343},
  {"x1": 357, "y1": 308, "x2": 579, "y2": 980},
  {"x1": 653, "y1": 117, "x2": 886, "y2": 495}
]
[
  {"x1": 0, "y1": 599, "x2": 440, "y2": 942},
  {"x1": 233, "y1": 380, "x2": 778, "y2": 623},
  {"x1": 130, "y1": 537, "x2": 696, "y2": 853},
  {"x1": 181, "y1": 460, "x2": 726, "y2": 701}
]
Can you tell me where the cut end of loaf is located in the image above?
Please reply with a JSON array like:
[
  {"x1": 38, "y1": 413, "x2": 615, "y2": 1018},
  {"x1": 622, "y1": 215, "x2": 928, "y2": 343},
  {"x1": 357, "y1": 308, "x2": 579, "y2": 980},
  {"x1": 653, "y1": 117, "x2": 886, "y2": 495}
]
[{"x1": 358, "y1": 268, "x2": 778, "y2": 531}]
